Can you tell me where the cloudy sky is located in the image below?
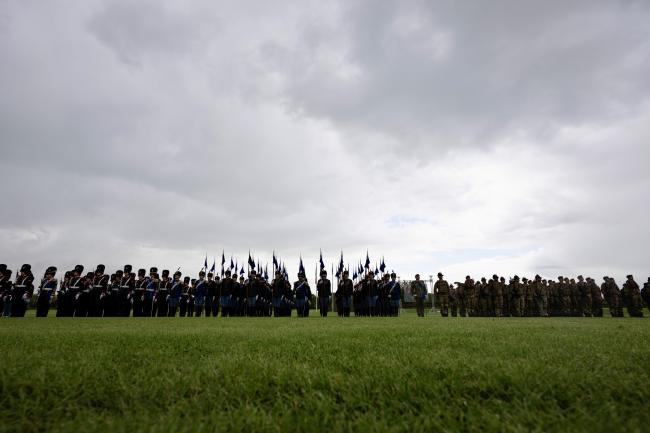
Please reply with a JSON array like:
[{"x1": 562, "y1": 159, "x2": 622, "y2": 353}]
[{"x1": 1, "y1": 0, "x2": 649, "y2": 283}]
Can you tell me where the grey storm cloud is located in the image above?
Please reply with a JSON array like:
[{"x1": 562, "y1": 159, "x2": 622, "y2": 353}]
[{"x1": 0, "y1": 0, "x2": 649, "y2": 283}]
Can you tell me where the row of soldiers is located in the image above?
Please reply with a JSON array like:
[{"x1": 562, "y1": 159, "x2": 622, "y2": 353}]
[
  {"x1": 0, "y1": 263, "x2": 374, "y2": 318},
  {"x1": 430, "y1": 273, "x2": 649, "y2": 318}
]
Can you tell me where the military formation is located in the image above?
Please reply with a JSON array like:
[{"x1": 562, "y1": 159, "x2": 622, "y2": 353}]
[
  {"x1": 427, "y1": 272, "x2": 648, "y2": 318},
  {"x1": 0, "y1": 262, "x2": 403, "y2": 318},
  {"x1": 1, "y1": 262, "x2": 648, "y2": 318}
]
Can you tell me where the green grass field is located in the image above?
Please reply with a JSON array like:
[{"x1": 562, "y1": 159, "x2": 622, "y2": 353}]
[{"x1": 1, "y1": 311, "x2": 649, "y2": 433}]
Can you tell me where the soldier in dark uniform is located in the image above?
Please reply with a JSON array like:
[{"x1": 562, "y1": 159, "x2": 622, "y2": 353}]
[
  {"x1": 212, "y1": 275, "x2": 221, "y2": 317},
  {"x1": 12, "y1": 264, "x2": 34, "y2": 317},
  {"x1": 294, "y1": 272, "x2": 311, "y2": 317},
  {"x1": 193, "y1": 271, "x2": 207, "y2": 317},
  {"x1": 271, "y1": 270, "x2": 285, "y2": 317},
  {"x1": 119, "y1": 266, "x2": 134, "y2": 317},
  {"x1": 105, "y1": 271, "x2": 122, "y2": 317},
  {"x1": 205, "y1": 272, "x2": 216, "y2": 317},
  {"x1": 179, "y1": 276, "x2": 191, "y2": 317},
  {"x1": 366, "y1": 271, "x2": 379, "y2": 316},
  {"x1": 0, "y1": 265, "x2": 5, "y2": 315},
  {"x1": 245, "y1": 270, "x2": 259, "y2": 317},
  {"x1": 622, "y1": 275, "x2": 643, "y2": 317},
  {"x1": 342, "y1": 271, "x2": 354, "y2": 317},
  {"x1": 88, "y1": 264, "x2": 107, "y2": 317},
  {"x1": 143, "y1": 268, "x2": 158, "y2": 317},
  {"x1": 387, "y1": 273, "x2": 401, "y2": 317},
  {"x1": 167, "y1": 271, "x2": 182, "y2": 316},
  {"x1": 317, "y1": 270, "x2": 331, "y2": 317},
  {"x1": 55, "y1": 271, "x2": 71, "y2": 317},
  {"x1": 236, "y1": 276, "x2": 246, "y2": 316},
  {"x1": 36, "y1": 266, "x2": 57, "y2": 317},
  {"x1": 220, "y1": 270, "x2": 234, "y2": 317},
  {"x1": 156, "y1": 270, "x2": 171, "y2": 317},
  {"x1": 576, "y1": 276, "x2": 590, "y2": 317},
  {"x1": 1, "y1": 267, "x2": 12, "y2": 317},
  {"x1": 66, "y1": 265, "x2": 84, "y2": 317},
  {"x1": 132, "y1": 269, "x2": 147, "y2": 317}
]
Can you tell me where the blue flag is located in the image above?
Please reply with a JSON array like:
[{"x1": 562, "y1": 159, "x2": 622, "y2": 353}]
[
  {"x1": 203, "y1": 254, "x2": 208, "y2": 271},
  {"x1": 221, "y1": 252, "x2": 226, "y2": 267},
  {"x1": 240, "y1": 267, "x2": 245, "y2": 276},
  {"x1": 230, "y1": 257, "x2": 234, "y2": 269},
  {"x1": 380, "y1": 257, "x2": 386, "y2": 273},
  {"x1": 248, "y1": 252, "x2": 255, "y2": 268},
  {"x1": 210, "y1": 258, "x2": 216, "y2": 273},
  {"x1": 365, "y1": 251, "x2": 370, "y2": 269},
  {"x1": 319, "y1": 250, "x2": 325, "y2": 270},
  {"x1": 299, "y1": 256, "x2": 305, "y2": 274}
]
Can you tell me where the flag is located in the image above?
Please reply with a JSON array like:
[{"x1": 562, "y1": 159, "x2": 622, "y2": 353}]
[
  {"x1": 380, "y1": 257, "x2": 386, "y2": 273},
  {"x1": 375, "y1": 265, "x2": 379, "y2": 275},
  {"x1": 273, "y1": 252, "x2": 278, "y2": 269},
  {"x1": 365, "y1": 251, "x2": 370, "y2": 269},
  {"x1": 264, "y1": 265, "x2": 268, "y2": 280},
  {"x1": 203, "y1": 254, "x2": 208, "y2": 271},
  {"x1": 248, "y1": 251, "x2": 255, "y2": 268},
  {"x1": 230, "y1": 257, "x2": 234, "y2": 270},
  {"x1": 338, "y1": 252, "x2": 344, "y2": 274},
  {"x1": 319, "y1": 250, "x2": 325, "y2": 270},
  {"x1": 221, "y1": 251, "x2": 226, "y2": 267},
  {"x1": 209, "y1": 258, "x2": 216, "y2": 273},
  {"x1": 240, "y1": 267, "x2": 245, "y2": 276},
  {"x1": 299, "y1": 256, "x2": 305, "y2": 274}
]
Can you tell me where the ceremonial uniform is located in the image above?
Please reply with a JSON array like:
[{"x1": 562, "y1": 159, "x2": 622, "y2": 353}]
[
  {"x1": 12, "y1": 264, "x2": 34, "y2": 317},
  {"x1": 316, "y1": 271, "x2": 331, "y2": 317},
  {"x1": 156, "y1": 270, "x2": 171, "y2": 317},
  {"x1": 294, "y1": 274, "x2": 311, "y2": 317},
  {"x1": 91, "y1": 265, "x2": 108, "y2": 317},
  {"x1": 1, "y1": 268, "x2": 13, "y2": 317},
  {"x1": 143, "y1": 268, "x2": 158, "y2": 317},
  {"x1": 36, "y1": 267, "x2": 57, "y2": 317},
  {"x1": 119, "y1": 266, "x2": 135, "y2": 317},
  {"x1": 168, "y1": 272, "x2": 183, "y2": 317},
  {"x1": 387, "y1": 274, "x2": 401, "y2": 317},
  {"x1": 133, "y1": 269, "x2": 147, "y2": 317}
]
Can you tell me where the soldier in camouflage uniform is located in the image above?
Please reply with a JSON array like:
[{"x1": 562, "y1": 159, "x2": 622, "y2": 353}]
[
  {"x1": 577, "y1": 276, "x2": 591, "y2": 317},
  {"x1": 456, "y1": 280, "x2": 467, "y2": 317},
  {"x1": 509, "y1": 276, "x2": 522, "y2": 317},
  {"x1": 532, "y1": 275, "x2": 546, "y2": 317},
  {"x1": 622, "y1": 275, "x2": 644, "y2": 317},
  {"x1": 588, "y1": 277, "x2": 603, "y2": 317},
  {"x1": 465, "y1": 276, "x2": 476, "y2": 316},
  {"x1": 523, "y1": 278, "x2": 534, "y2": 317},
  {"x1": 477, "y1": 277, "x2": 489, "y2": 317},
  {"x1": 433, "y1": 272, "x2": 449, "y2": 317},
  {"x1": 449, "y1": 283, "x2": 458, "y2": 317},
  {"x1": 500, "y1": 276, "x2": 510, "y2": 317},
  {"x1": 489, "y1": 275, "x2": 503, "y2": 317},
  {"x1": 642, "y1": 278, "x2": 650, "y2": 313},
  {"x1": 604, "y1": 277, "x2": 624, "y2": 317}
]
